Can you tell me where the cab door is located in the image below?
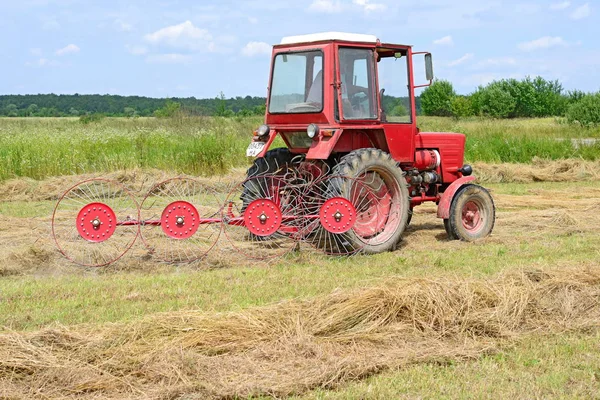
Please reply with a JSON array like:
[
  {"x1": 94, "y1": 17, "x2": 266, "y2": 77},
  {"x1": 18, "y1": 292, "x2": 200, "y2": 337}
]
[{"x1": 376, "y1": 47, "x2": 417, "y2": 163}]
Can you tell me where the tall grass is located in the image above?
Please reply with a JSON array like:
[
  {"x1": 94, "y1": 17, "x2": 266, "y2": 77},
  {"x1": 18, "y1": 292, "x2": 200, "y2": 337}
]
[
  {"x1": 0, "y1": 116, "x2": 598, "y2": 180},
  {"x1": 419, "y1": 117, "x2": 600, "y2": 163},
  {"x1": 0, "y1": 116, "x2": 262, "y2": 180}
]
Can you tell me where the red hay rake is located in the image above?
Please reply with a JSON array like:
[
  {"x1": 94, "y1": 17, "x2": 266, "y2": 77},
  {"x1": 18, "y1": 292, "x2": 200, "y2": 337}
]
[{"x1": 51, "y1": 170, "x2": 392, "y2": 267}]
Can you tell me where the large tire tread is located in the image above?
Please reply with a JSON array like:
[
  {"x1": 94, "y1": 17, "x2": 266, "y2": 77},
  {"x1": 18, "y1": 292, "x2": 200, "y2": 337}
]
[{"x1": 331, "y1": 148, "x2": 410, "y2": 254}]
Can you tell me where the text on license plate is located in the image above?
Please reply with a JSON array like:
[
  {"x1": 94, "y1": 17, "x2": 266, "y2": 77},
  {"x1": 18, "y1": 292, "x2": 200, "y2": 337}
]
[{"x1": 246, "y1": 142, "x2": 266, "y2": 157}]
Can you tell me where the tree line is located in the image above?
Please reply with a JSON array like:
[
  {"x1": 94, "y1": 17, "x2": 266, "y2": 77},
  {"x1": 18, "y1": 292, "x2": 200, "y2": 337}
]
[
  {"x1": 0, "y1": 91, "x2": 421, "y2": 119},
  {"x1": 2, "y1": 76, "x2": 599, "y2": 125},
  {"x1": 420, "y1": 76, "x2": 600, "y2": 125},
  {"x1": 0, "y1": 92, "x2": 267, "y2": 118}
]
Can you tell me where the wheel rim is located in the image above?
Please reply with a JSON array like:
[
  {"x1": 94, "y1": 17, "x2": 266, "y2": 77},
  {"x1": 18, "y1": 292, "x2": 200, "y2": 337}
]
[
  {"x1": 353, "y1": 169, "x2": 402, "y2": 246},
  {"x1": 461, "y1": 200, "x2": 484, "y2": 233}
]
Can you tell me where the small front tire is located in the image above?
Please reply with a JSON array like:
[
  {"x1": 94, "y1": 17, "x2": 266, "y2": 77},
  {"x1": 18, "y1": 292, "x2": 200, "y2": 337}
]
[{"x1": 446, "y1": 184, "x2": 495, "y2": 241}]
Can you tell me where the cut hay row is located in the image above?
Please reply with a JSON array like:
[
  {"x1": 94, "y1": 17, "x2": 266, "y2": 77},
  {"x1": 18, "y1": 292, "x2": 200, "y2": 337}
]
[
  {"x1": 474, "y1": 158, "x2": 600, "y2": 183},
  {"x1": 2, "y1": 266, "x2": 600, "y2": 399},
  {"x1": 1, "y1": 159, "x2": 599, "y2": 203}
]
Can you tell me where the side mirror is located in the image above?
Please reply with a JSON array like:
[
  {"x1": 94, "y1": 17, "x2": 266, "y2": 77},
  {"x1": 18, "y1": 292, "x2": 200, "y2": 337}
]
[{"x1": 425, "y1": 53, "x2": 434, "y2": 81}]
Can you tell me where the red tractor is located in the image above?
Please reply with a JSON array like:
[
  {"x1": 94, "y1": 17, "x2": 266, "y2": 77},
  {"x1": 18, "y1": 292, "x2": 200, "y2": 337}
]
[
  {"x1": 245, "y1": 32, "x2": 495, "y2": 254},
  {"x1": 50, "y1": 32, "x2": 496, "y2": 267}
]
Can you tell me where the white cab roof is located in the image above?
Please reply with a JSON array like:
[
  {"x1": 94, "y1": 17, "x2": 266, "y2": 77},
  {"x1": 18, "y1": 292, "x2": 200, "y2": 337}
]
[{"x1": 280, "y1": 32, "x2": 378, "y2": 45}]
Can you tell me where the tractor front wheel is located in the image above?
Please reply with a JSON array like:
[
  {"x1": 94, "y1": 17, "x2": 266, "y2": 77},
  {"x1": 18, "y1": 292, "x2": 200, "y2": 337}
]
[
  {"x1": 445, "y1": 184, "x2": 495, "y2": 241},
  {"x1": 330, "y1": 148, "x2": 410, "y2": 254}
]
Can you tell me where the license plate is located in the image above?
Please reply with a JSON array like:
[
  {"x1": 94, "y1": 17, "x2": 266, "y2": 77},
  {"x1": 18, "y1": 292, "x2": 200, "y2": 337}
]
[{"x1": 246, "y1": 142, "x2": 266, "y2": 157}]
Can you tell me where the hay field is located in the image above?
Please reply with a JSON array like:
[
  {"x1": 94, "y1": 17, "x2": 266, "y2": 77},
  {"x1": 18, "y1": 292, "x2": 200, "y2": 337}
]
[
  {"x1": 1, "y1": 159, "x2": 600, "y2": 398},
  {"x1": 1, "y1": 116, "x2": 600, "y2": 398}
]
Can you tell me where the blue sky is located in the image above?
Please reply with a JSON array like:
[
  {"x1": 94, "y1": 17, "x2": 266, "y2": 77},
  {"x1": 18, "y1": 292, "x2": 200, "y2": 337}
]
[{"x1": 0, "y1": 0, "x2": 597, "y2": 98}]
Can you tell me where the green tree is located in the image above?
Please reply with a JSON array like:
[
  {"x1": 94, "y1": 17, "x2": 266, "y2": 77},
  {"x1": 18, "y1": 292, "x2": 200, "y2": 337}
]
[
  {"x1": 27, "y1": 104, "x2": 39, "y2": 116},
  {"x1": 124, "y1": 107, "x2": 137, "y2": 118},
  {"x1": 420, "y1": 80, "x2": 455, "y2": 116},
  {"x1": 154, "y1": 101, "x2": 181, "y2": 118},
  {"x1": 215, "y1": 92, "x2": 233, "y2": 117},
  {"x1": 5, "y1": 104, "x2": 18, "y2": 117}
]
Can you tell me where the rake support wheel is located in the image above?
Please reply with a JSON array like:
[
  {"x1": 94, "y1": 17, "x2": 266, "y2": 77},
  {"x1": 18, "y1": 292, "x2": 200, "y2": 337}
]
[
  {"x1": 139, "y1": 178, "x2": 221, "y2": 263},
  {"x1": 51, "y1": 178, "x2": 139, "y2": 267},
  {"x1": 223, "y1": 175, "x2": 302, "y2": 260},
  {"x1": 303, "y1": 175, "x2": 403, "y2": 255}
]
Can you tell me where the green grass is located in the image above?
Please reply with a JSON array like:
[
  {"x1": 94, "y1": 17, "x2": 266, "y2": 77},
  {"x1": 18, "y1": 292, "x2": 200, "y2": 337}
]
[
  {"x1": 0, "y1": 116, "x2": 599, "y2": 181},
  {"x1": 297, "y1": 331, "x2": 600, "y2": 399}
]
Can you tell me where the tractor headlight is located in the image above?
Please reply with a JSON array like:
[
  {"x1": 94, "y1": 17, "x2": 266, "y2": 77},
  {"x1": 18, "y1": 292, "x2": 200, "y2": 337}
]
[
  {"x1": 257, "y1": 124, "x2": 270, "y2": 137},
  {"x1": 307, "y1": 124, "x2": 319, "y2": 139}
]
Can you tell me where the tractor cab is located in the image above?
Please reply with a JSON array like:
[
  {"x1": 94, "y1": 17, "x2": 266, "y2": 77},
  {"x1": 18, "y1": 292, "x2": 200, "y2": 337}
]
[{"x1": 249, "y1": 33, "x2": 433, "y2": 163}]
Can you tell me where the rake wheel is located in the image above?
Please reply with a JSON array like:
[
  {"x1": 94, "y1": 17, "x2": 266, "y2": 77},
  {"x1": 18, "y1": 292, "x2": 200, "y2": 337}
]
[
  {"x1": 51, "y1": 178, "x2": 139, "y2": 267},
  {"x1": 139, "y1": 178, "x2": 222, "y2": 263},
  {"x1": 301, "y1": 175, "x2": 393, "y2": 255},
  {"x1": 222, "y1": 175, "x2": 303, "y2": 260}
]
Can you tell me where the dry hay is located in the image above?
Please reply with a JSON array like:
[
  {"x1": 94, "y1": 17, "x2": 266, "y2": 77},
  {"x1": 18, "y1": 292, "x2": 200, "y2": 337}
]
[
  {"x1": 0, "y1": 168, "x2": 247, "y2": 202},
  {"x1": 1, "y1": 266, "x2": 600, "y2": 399},
  {"x1": 474, "y1": 158, "x2": 600, "y2": 183}
]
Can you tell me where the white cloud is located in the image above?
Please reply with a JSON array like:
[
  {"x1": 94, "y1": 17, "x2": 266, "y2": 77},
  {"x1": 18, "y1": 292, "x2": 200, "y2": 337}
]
[
  {"x1": 518, "y1": 36, "x2": 568, "y2": 51},
  {"x1": 114, "y1": 19, "x2": 133, "y2": 32},
  {"x1": 308, "y1": 0, "x2": 342, "y2": 13},
  {"x1": 55, "y1": 44, "x2": 80, "y2": 56},
  {"x1": 144, "y1": 20, "x2": 212, "y2": 51},
  {"x1": 145, "y1": 53, "x2": 191, "y2": 64},
  {"x1": 242, "y1": 41, "x2": 271, "y2": 57},
  {"x1": 550, "y1": 1, "x2": 571, "y2": 10},
  {"x1": 448, "y1": 53, "x2": 474, "y2": 67},
  {"x1": 353, "y1": 0, "x2": 386, "y2": 12},
  {"x1": 126, "y1": 45, "x2": 148, "y2": 56},
  {"x1": 433, "y1": 35, "x2": 453, "y2": 46},
  {"x1": 570, "y1": 3, "x2": 590, "y2": 20},
  {"x1": 248, "y1": 17, "x2": 258, "y2": 24}
]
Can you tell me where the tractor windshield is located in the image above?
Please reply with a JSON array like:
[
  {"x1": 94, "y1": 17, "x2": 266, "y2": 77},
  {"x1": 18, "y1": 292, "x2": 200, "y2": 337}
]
[{"x1": 268, "y1": 51, "x2": 323, "y2": 114}]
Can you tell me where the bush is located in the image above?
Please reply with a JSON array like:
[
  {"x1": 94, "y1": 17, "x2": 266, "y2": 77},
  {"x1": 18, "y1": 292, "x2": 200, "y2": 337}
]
[
  {"x1": 566, "y1": 93, "x2": 600, "y2": 126},
  {"x1": 420, "y1": 80, "x2": 455, "y2": 116},
  {"x1": 450, "y1": 96, "x2": 473, "y2": 119},
  {"x1": 478, "y1": 86, "x2": 516, "y2": 118}
]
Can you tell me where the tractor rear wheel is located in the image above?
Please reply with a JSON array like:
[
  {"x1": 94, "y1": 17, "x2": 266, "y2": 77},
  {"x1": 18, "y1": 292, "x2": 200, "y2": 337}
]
[
  {"x1": 445, "y1": 184, "x2": 495, "y2": 241},
  {"x1": 328, "y1": 148, "x2": 410, "y2": 254}
]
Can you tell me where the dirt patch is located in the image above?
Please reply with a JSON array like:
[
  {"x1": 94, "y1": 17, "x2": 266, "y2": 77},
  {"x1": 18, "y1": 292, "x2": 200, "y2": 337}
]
[{"x1": 1, "y1": 265, "x2": 599, "y2": 399}]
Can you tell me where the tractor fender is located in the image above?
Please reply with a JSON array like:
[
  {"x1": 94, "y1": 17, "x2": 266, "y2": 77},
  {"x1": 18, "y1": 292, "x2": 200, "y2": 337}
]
[
  {"x1": 305, "y1": 129, "x2": 344, "y2": 160},
  {"x1": 437, "y1": 176, "x2": 476, "y2": 219}
]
